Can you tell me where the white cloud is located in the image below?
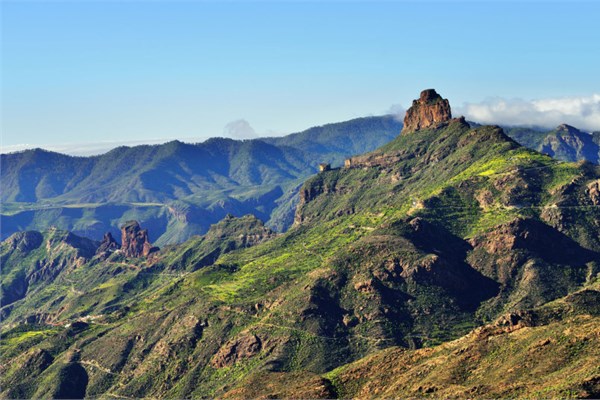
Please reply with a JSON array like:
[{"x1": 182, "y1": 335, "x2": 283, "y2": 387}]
[
  {"x1": 454, "y1": 94, "x2": 600, "y2": 132},
  {"x1": 223, "y1": 119, "x2": 259, "y2": 139},
  {"x1": 0, "y1": 136, "x2": 212, "y2": 156},
  {"x1": 387, "y1": 104, "x2": 406, "y2": 122}
]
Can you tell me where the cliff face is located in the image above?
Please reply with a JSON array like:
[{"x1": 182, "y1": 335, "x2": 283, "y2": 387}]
[
  {"x1": 539, "y1": 124, "x2": 599, "y2": 164},
  {"x1": 402, "y1": 89, "x2": 452, "y2": 133},
  {"x1": 120, "y1": 221, "x2": 158, "y2": 258},
  {"x1": 96, "y1": 232, "x2": 119, "y2": 255}
]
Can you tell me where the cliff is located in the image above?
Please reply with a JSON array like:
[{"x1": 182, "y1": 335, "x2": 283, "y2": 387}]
[
  {"x1": 402, "y1": 89, "x2": 452, "y2": 133},
  {"x1": 120, "y1": 221, "x2": 158, "y2": 258}
]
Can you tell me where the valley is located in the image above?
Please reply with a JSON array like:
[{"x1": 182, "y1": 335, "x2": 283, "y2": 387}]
[{"x1": 2, "y1": 90, "x2": 599, "y2": 399}]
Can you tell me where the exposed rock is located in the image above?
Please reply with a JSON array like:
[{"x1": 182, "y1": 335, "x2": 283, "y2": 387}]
[
  {"x1": 354, "y1": 278, "x2": 378, "y2": 294},
  {"x1": 222, "y1": 371, "x2": 338, "y2": 399},
  {"x1": 540, "y1": 124, "x2": 599, "y2": 164},
  {"x1": 472, "y1": 310, "x2": 537, "y2": 339},
  {"x1": 47, "y1": 230, "x2": 99, "y2": 259},
  {"x1": 120, "y1": 221, "x2": 158, "y2": 258},
  {"x1": 209, "y1": 214, "x2": 276, "y2": 249},
  {"x1": 318, "y1": 163, "x2": 331, "y2": 172},
  {"x1": 96, "y1": 232, "x2": 119, "y2": 255},
  {"x1": 402, "y1": 89, "x2": 452, "y2": 133},
  {"x1": 587, "y1": 179, "x2": 600, "y2": 205},
  {"x1": 475, "y1": 189, "x2": 495, "y2": 209},
  {"x1": 494, "y1": 310, "x2": 535, "y2": 329},
  {"x1": 295, "y1": 181, "x2": 344, "y2": 225},
  {"x1": 469, "y1": 218, "x2": 593, "y2": 264},
  {"x1": 211, "y1": 334, "x2": 262, "y2": 368},
  {"x1": 4, "y1": 231, "x2": 43, "y2": 253}
]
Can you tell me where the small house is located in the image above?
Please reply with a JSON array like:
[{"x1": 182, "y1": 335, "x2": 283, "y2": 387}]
[{"x1": 318, "y1": 163, "x2": 331, "y2": 172}]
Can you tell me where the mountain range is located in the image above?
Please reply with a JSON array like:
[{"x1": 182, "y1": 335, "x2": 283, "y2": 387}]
[
  {"x1": 1, "y1": 117, "x2": 401, "y2": 244},
  {"x1": 2, "y1": 112, "x2": 598, "y2": 247},
  {"x1": 2, "y1": 89, "x2": 599, "y2": 399}
]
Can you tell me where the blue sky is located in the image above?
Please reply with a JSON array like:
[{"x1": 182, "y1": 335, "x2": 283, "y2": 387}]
[{"x1": 2, "y1": 1, "x2": 600, "y2": 154}]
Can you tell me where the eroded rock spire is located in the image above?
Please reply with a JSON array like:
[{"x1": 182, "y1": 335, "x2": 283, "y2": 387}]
[
  {"x1": 402, "y1": 89, "x2": 452, "y2": 133},
  {"x1": 120, "y1": 220, "x2": 158, "y2": 258}
]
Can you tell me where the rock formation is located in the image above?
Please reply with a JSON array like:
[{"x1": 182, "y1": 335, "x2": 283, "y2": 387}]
[
  {"x1": 96, "y1": 232, "x2": 119, "y2": 255},
  {"x1": 120, "y1": 221, "x2": 158, "y2": 258},
  {"x1": 586, "y1": 179, "x2": 600, "y2": 205},
  {"x1": 211, "y1": 334, "x2": 262, "y2": 368},
  {"x1": 402, "y1": 89, "x2": 452, "y2": 133},
  {"x1": 5, "y1": 231, "x2": 43, "y2": 253}
]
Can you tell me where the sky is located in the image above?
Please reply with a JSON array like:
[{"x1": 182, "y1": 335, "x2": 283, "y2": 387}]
[{"x1": 2, "y1": 0, "x2": 600, "y2": 155}]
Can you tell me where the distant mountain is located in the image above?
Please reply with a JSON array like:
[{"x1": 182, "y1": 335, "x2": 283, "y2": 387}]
[
  {"x1": 504, "y1": 124, "x2": 600, "y2": 164},
  {"x1": 2, "y1": 90, "x2": 599, "y2": 399},
  {"x1": 0, "y1": 116, "x2": 401, "y2": 244},
  {"x1": 2, "y1": 110, "x2": 599, "y2": 247}
]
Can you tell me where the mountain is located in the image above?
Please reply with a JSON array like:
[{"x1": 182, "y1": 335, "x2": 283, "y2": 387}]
[
  {"x1": 0, "y1": 116, "x2": 402, "y2": 244},
  {"x1": 2, "y1": 89, "x2": 599, "y2": 399},
  {"x1": 504, "y1": 124, "x2": 600, "y2": 164},
  {"x1": 2, "y1": 110, "x2": 599, "y2": 248},
  {"x1": 229, "y1": 284, "x2": 600, "y2": 399}
]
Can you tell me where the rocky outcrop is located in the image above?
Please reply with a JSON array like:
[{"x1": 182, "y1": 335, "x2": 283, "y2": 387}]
[
  {"x1": 120, "y1": 221, "x2": 158, "y2": 258},
  {"x1": 1, "y1": 230, "x2": 98, "y2": 312},
  {"x1": 96, "y1": 232, "x2": 119, "y2": 255},
  {"x1": 468, "y1": 218, "x2": 594, "y2": 264},
  {"x1": 4, "y1": 231, "x2": 43, "y2": 253},
  {"x1": 402, "y1": 89, "x2": 452, "y2": 133},
  {"x1": 211, "y1": 334, "x2": 262, "y2": 368},
  {"x1": 208, "y1": 214, "x2": 276, "y2": 249},
  {"x1": 587, "y1": 179, "x2": 600, "y2": 205}
]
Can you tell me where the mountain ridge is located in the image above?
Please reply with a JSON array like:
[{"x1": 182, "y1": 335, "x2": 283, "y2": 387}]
[
  {"x1": 2, "y1": 90, "x2": 599, "y2": 398},
  {"x1": 1, "y1": 116, "x2": 402, "y2": 244}
]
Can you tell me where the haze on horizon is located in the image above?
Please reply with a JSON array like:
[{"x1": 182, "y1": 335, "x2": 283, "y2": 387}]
[{"x1": 2, "y1": 1, "x2": 599, "y2": 155}]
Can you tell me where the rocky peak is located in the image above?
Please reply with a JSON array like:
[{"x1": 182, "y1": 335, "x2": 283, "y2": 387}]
[
  {"x1": 556, "y1": 124, "x2": 580, "y2": 135},
  {"x1": 402, "y1": 89, "x2": 452, "y2": 134},
  {"x1": 120, "y1": 221, "x2": 158, "y2": 258},
  {"x1": 4, "y1": 231, "x2": 43, "y2": 253},
  {"x1": 96, "y1": 232, "x2": 120, "y2": 255}
]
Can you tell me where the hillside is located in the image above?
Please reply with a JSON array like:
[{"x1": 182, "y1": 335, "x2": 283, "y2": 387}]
[
  {"x1": 226, "y1": 284, "x2": 600, "y2": 398},
  {"x1": 506, "y1": 124, "x2": 600, "y2": 164},
  {"x1": 0, "y1": 116, "x2": 401, "y2": 244},
  {"x1": 1, "y1": 90, "x2": 599, "y2": 399},
  {"x1": 2, "y1": 114, "x2": 599, "y2": 248}
]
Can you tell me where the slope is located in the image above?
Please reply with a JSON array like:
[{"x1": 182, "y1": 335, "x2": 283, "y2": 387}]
[
  {"x1": 506, "y1": 124, "x2": 600, "y2": 164},
  {"x1": 1, "y1": 91, "x2": 599, "y2": 399},
  {"x1": 1, "y1": 116, "x2": 401, "y2": 244},
  {"x1": 225, "y1": 282, "x2": 600, "y2": 399}
]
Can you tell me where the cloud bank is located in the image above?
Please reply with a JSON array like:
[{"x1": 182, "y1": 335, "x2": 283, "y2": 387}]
[
  {"x1": 0, "y1": 137, "x2": 211, "y2": 156},
  {"x1": 387, "y1": 104, "x2": 407, "y2": 122},
  {"x1": 454, "y1": 94, "x2": 600, "y2": 132},
  {"x1": 223, "y1": 119, "x2": 259, "y2": 139}
]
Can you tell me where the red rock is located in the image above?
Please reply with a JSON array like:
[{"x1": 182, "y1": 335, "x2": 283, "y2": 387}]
[
  {"x1": 211, "y1": 334, "x2": 262, "y2": 368},
  {"x1": 120, "y1": 221, "x2": 158, "y2": 258},
  {"x1": 402, "y1": 89, "x2": 452, "y2": 133}
]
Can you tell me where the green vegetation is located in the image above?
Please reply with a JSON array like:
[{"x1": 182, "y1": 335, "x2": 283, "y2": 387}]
[
  {"x1": 1, "y1": 119, "x2": 599, "y2": 399},
  {"x1": 0, "y1": 116, "x2": 402, "y2": 245}
]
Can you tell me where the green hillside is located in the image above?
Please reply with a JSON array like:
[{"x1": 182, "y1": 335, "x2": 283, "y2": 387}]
[
  {"x1": 2, "y1": 113, "x2": 599, "y2": 398},
  {"x1": 0, "y1": 116, "x2": 401, "y2": 244}
]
